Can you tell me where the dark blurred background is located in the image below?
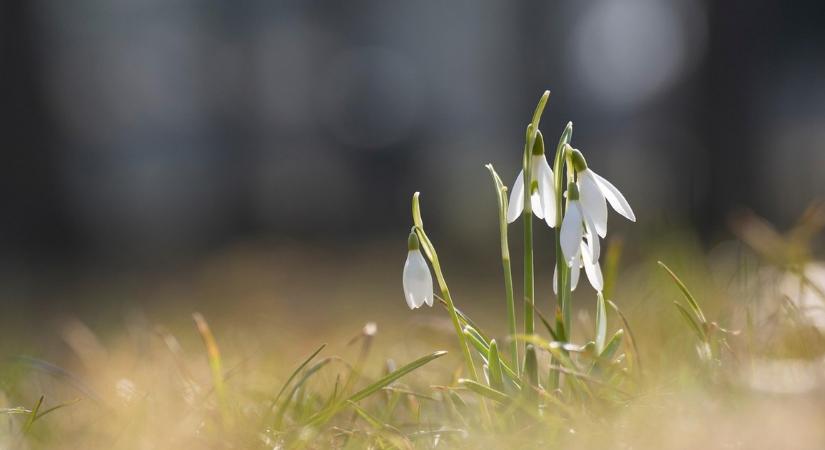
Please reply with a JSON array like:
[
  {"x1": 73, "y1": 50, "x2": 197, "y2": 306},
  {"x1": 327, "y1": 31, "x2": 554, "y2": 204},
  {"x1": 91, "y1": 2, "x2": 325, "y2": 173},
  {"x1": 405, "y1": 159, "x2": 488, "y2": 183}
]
[{"x1": 2, "y1": 0, "x2": 824, "y2": 271}]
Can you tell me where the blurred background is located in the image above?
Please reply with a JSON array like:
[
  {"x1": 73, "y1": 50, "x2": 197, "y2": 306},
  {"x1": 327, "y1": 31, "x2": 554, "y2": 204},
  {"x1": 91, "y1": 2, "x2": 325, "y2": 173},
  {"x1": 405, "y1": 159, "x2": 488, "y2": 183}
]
[{"x1": 1, "y1": 0, "x2": 824, "y2": 311}]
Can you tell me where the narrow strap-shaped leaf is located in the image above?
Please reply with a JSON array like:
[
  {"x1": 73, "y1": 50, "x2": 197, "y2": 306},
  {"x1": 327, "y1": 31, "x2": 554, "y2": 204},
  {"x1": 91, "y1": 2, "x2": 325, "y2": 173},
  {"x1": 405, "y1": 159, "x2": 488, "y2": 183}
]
[
  {"x1": 458, "y1": 379, "x2": 511, "y2": 405},
  {"x1": 23, "y1": 396, "x2": 44, "y2": 434},
  {"x1": 487, "y1": 340, "x2": 505, "y2": 391},
  {"x1": 349, "y1": 351, "x2": 446, "y2": 402},
  {"x1": 595, "y1": 292, "x2": 608, "y2": 354},
  {"x1": 607, "y1": 299, "x2": 643, "y2": 376},
  {"x1": 599, "y1": 329, "x2": 624, "y2": 362},
  {"x1": 658, "y1": 261, "x2": 707, "y2": 323},
  {"x1": 673, "y1": 301, "x2": 706, "y2": 341},
  {"x1": 306, "y1": 351, "x2": 447, "y2": 427},
  {"x1": 268, "y1": 343, "x2": 326, "y2": 413}
]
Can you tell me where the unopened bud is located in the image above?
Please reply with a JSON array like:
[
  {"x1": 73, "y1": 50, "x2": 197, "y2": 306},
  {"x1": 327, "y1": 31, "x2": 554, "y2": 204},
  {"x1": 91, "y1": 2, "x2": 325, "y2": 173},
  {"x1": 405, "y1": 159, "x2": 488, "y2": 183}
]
[
  {"x1": 531, "y1": 130, "x2": 545, "y2": 155},
  {"x1": 568, "y1": 148, "x2": 588, "y2": 172},
  {"x1": 407, "y1": 230, "x2": 420, "y2": 251}
]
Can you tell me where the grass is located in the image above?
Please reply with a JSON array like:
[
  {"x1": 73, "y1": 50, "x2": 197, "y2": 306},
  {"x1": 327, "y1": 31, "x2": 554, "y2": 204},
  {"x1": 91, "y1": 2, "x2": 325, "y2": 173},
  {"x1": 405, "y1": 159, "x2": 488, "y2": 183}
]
[{"x1": 0, "y1": 226, "x2": 824, "y2": 449}]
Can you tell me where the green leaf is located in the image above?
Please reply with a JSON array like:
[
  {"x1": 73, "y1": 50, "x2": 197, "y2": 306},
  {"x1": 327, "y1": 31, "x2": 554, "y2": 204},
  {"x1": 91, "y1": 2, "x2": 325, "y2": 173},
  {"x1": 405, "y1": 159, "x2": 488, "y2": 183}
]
[
  {"x1": 599, "y1": 329, "x2": 624, "y2": 362},
  {"x1": 487, "y1": 340, "x2": 504, "y2": 391},
  {"x1": 607, "y1": 300, "x2": 642, "y2": 374},
  {"x1": 463, "y1": 327, "x2": 489, "y2": 362},
  {"x1": 658, "y1": 261, "x2": 707, "y2": 324},
  {"x1": 274, "y1": 357, "x2": 333, "y2": 429},
  {"x1": 411, "y1": 192, "x2": 424, "y2": 230},
  {"x1": 268, "y1": 343, "x2": 326, "y2": 413},
  {"x1": 458, "y1": 379, "x2": 511, "y2": 405},
  {"x1": 535, "y1": 307, "x2": 559, "y2": 342},
  {"x1": 595, "y1": 292, "x2": 608, "y2": 354},
  {"x1": 523, "y1": 345, "x2": 538, "y2": 387},
  {"x1": 23, "y1": 395, "x2": 43, "y2": 434},
  {"x1": 307, "y1": 351, "x2": 447, "y2": 427},
  {"x1": 673, "y1": 301, "x2": 706, "y2": 341}
]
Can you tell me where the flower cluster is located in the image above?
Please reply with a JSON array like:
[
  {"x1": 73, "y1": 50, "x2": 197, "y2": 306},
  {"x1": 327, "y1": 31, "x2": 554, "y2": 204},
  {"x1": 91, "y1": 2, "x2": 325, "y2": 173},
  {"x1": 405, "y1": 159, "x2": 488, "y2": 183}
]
[{"x1": 509, "y1": 146, "x2": 635, "y2": 293}]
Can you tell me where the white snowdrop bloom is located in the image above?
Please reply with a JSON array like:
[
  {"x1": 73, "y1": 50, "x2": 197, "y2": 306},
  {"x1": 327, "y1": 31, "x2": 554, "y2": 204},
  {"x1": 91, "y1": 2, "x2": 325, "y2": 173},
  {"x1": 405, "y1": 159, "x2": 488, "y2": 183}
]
[
  {"x1": 558, "y1": 182, "x2": 604, "y2": 292},
  {"x1": 506, "y1": 151, "x2": 558, "y2": 227},
  {"x1": 570, "y1": 148, "x2": 635, "y2": 238},
  {"x1": 560, "y1": 183, "x2": 599, "y2": 265},
  {"x1": 403, "y1": 231, "x2": 434, "y2": 309}
]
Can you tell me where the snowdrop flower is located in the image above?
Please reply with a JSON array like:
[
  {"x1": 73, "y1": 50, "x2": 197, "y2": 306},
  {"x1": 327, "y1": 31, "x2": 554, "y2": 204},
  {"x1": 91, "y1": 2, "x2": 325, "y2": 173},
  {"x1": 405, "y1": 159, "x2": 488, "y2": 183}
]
[
  {"x1": 558, "y1": 182, "x2": 603, "y2": 292},
  {"x1": 403, "y1": 231, "x2": 434, "y2": 309},
  {"x1": 569, "y1": 148, "x2": 635, "y2": 238},
  {"x1": 506, "y1": 137, "x2": 557, "y2": 227},
  {"x1": 555, "y1": 229, "x2": 603, "y2": 293}
]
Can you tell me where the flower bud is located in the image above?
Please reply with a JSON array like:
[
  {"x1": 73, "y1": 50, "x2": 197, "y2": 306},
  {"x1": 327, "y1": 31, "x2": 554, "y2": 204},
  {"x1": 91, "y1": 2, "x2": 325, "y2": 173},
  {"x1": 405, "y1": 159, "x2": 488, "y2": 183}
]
[
  {"x1": 407, "y1": 230, "x2": 420, "y2": 251},
  {"x1": 568, "y1": 147, "x2": 588, "y2": 172},
  {"x1": 531, "y1": 129, "x2": 545, "y2": 156}
]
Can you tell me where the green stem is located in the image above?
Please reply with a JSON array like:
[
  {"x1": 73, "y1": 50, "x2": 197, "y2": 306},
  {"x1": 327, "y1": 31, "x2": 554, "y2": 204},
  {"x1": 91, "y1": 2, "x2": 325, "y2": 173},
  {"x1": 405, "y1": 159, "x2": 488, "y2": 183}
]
[
  {"x1": 552, "y1": 125, "x2": 574, "y2": 341},
  {"x1": 521, "y1": 91, "x2": 550, "y2": 383},
  {"x1": 417, "y1": 229, "x2": 478, "y2": 381},
  {"x1": 411, "y1": 193, "x2": 492, "y2": 426},
  {"x1": 502, "y1": 257, "x2": 517, "y2": 371},
  {"x1": 550, "y1": 124, "x2": 573, "y2": 390},
  {"x1": 486, "y1": 165, "x2": 518, "y2": 373}
]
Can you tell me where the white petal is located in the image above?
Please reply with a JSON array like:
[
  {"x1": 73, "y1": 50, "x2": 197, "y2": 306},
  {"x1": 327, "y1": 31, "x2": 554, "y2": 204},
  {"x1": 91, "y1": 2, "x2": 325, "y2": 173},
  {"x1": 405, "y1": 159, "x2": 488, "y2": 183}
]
[
  {"x1": 578, "y1": 170, "x2": 608, "y2": 237},
  {"x1": 531, "y1": 190, "x2": 544, "y2": 219},
  {"x1": 528, "y1": 155, "x2": 549, "y2": 220},
  {"x1": 536, "y1": 156, "x2": 558, "y2": 228},
  {"x1": 553, "y1": 265, "x2": 558, "y2": 295},
  {"x1": 506, "y1": 171, "x2": 525, "y2": 223},
  {"x1": 591, "y1": 170, "x2": 636, "y2": 222},
  {"x1": 403, "y1": 250, "x2": 434, "y2": 309},
  {"x1": 570, "y1": 253, "x2": 581, "y2": 291},
  {"x1": 581, "y1": 241, "x2": 604, "y2": 291},
  {"x1": 583, "y1": 212, "x2": 601, "y2": 262},
  {"x1": 560, "y1": 201, "x2": 584, "y2": 267}
]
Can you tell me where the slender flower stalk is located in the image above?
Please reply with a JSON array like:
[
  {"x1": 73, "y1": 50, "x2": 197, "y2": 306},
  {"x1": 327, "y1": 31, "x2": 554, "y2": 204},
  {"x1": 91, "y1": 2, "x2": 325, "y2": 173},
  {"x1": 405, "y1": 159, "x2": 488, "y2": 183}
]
[
  {"x1": 485, "y1": 164, "x2": 518, "y2": 373},
  {"x1": 408, "y1": 193, "x2": 493, "y2": 426},
  {"x1": 552, "y1": 123, "x2": 574, "y2": 341},
  {"x1": 520, "y1": 90, "x2": 550, "y2": 381},
  {"x1": 409, "y1": 193, "x2": 479, "y2": 381}
]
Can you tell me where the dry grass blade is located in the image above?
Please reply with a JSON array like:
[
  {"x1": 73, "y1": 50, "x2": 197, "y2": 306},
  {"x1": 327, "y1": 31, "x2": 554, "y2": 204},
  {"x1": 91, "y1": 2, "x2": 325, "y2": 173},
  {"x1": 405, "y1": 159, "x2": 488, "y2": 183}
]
[{"x1": 192, "y1": 312, "x2": 230, "y2": 426}]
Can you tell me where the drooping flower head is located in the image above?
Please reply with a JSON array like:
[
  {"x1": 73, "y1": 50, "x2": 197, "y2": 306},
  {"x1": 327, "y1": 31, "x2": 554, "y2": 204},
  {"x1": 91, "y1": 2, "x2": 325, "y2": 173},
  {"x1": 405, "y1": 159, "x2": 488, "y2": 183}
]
[
  {"x1": 558, "y1": 182, "x2": 603, "y2": 292},
  {"x1": 403, "y1": 231, "x2": 434, "y2": 309},
  {"x1": 569, "y1": 147, "x2": 635, "y2": 239},
  {"x1": 506, "y1": 132, "x2": 558, "y2": 227}
]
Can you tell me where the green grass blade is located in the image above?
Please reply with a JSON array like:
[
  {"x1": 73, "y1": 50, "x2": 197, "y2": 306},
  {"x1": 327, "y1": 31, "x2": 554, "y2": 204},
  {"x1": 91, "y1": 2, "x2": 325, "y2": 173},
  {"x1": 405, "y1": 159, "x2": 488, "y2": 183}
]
[
  {"x1": 487, "y1": 340, "x2": 504, "y2": 391},
  {"x1": 599, "y1": 329, "x2": 624, "y2": 362},
  {"x1": 23, "y1": 395, "x2": 44, "y2": 434},
  {"x1": 535, "y1": 307, "x2": 560, "y2": 341},
  {"x1": 658, "y1": 261, "x2": 707, "y2": 323},
  {"x1": 602, "y1": 237, "x2": 623, "y2": 300},
  {"x1": 306, "y1": 351, "x2": 447, "y2": 427},
  {"x1": 274, "y1": 357, "x2": 333, "y2": 429},
  {"x1": 270, "y1": 343, "x2": 326, "y2": 411},
  {"x1": 607, "y1": 300, "x2": 643, "y2": 375},
  {"x1": 673, "y1": 301, "x2": 706, "y2": 341},
  {"x1": 349, "y1": 351, "x2": 446, "y2": 403},
  {"x1": 458, "y1": 379, "x2": 511, "y2": 405},
  {"x1": 34, "y1": 398, "x2": 81, "y2": 422},
  {"x1": 595, "y1": 292, "x2": 608, "y2": 354}
]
